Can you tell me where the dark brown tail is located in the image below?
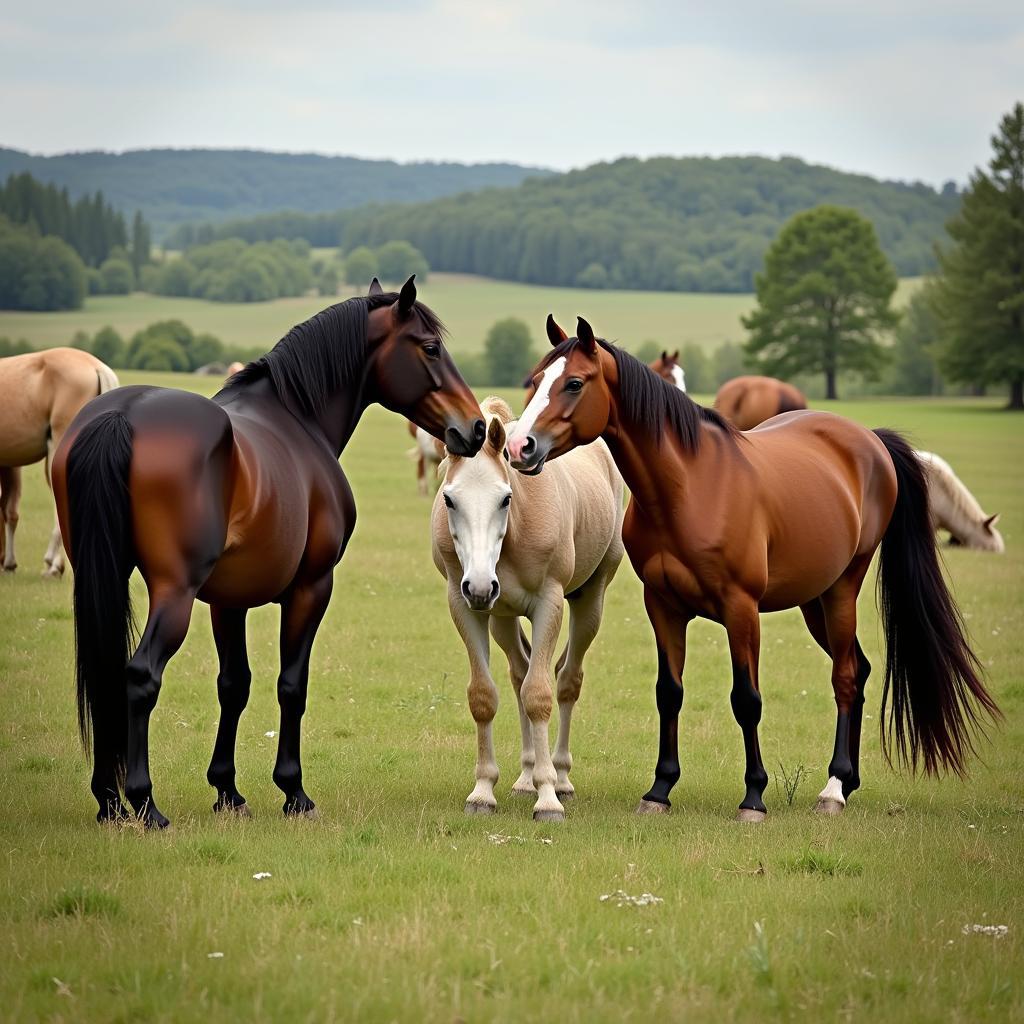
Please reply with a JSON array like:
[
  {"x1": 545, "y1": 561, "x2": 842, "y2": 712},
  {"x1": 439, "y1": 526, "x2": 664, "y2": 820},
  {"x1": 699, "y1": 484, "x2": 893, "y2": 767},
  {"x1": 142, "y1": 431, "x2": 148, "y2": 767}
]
[
  {"x1": 873, "y1": 429, "x2": 1000, "y2": 775},
  {"x1": 67, "y1": 411, "x2": 136, "y2": 781}
]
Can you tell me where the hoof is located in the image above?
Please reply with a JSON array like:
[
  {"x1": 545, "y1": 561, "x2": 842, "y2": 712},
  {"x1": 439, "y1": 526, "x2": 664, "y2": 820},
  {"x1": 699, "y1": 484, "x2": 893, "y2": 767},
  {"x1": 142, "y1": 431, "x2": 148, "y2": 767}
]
[
  {"x1": 814, "y1": 798, "x2": 845, "y2": 816},
  {"x1": 533, "y1": 808, "x2": 565, "y2": 823},
  {"x1": 511, "y1": 785, "x2": 537, "y2": 797},
  {"x1": 464, "y1": 801, "x2": 496, "y2": 816},
  {"x1": 555, "y1": 789, "x2": 575, "y2": 801},
  {"x1": 636, "y1": 799, "x2": 671, "y2": 815},
  {"x1": 736, "y1": 807, "x2": 767, "y2": 823},
  {"x1": 213, "y1": 799, "x2": 251, "y2": 817},
  {"x1": 283, "y1": 793, "x2": 318, "y2": 818},
  {"x1": 140, "y1": 809, "x2": 171, "y2": 830},
  {"x1": 41, "y1": 566, "x2": 63, "y2": 579},
  {"x1": 2, "y1": 564, "x2": 16, "y2": 573}
]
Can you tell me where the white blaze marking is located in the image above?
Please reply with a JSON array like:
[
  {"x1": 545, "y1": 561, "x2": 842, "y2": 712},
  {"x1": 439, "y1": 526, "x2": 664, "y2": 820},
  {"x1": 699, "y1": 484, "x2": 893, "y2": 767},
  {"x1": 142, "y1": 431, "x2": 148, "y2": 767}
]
[
  {"x1": 818, "y1": 776, "x2": 846, "y2": 806},
  {"x1": 512, "y1": 357, "x2": 566, "y2": 440},
  {"x1": 670, "y1": 365, "x2": 687, "y2": 392}
]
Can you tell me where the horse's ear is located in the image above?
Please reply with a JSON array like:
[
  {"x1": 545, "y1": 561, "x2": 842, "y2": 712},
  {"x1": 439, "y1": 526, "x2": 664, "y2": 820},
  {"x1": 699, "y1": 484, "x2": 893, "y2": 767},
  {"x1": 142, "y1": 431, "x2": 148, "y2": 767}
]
[
  {"x1": 486, "y1": 416, "x2": 506, "y2": 454},
  {"x1": 984, "y1": 513, "x2": 1000, "y2": 531},
  {"x1": 661, "y1": 350, "x2": 668, "y2": 363},
  {"x1": 368, "y1": 277, "x2": 384, "y2": 296},
  {"x1": 672, "y1": 349, "x2": 679, "y2": 361},
  {"x1": 576, "y1": 316, "x2": 597, "y2": 355},
  {"x1": 546, "y1": 314, "x2": 568, "y2": 347},
  {"x1": 398, "y1": 275, "x2": 417, "y2": 318}
]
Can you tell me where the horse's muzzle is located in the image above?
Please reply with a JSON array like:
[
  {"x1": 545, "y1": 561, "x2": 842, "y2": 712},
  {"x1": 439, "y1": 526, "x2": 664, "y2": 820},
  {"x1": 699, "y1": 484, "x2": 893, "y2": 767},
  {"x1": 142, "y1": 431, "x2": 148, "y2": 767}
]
[
  {"x1": 509, "y1": 433, "x2": 549, "y2": 475},
  {"x1": 445, "y1": 418, "x2": 486, "y2": 457}
]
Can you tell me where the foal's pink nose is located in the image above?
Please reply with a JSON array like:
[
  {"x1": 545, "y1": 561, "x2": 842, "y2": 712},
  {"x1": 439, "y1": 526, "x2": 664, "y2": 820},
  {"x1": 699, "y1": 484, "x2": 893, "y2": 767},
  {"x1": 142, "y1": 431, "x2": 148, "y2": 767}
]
[{"x1": 507, "y1": 434, "x2": 526, "y2": 462}]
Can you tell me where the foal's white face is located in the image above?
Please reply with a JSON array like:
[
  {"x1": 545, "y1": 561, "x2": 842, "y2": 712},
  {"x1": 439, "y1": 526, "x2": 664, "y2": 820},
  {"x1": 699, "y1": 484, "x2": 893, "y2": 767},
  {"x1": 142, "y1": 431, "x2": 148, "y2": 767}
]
[{"x1": 442, "y1": 419, "x2": 512, "y2": 611}]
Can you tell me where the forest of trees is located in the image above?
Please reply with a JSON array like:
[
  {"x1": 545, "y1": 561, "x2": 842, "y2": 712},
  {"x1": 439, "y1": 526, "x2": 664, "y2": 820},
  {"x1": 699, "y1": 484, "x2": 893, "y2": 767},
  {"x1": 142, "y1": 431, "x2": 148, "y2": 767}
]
[
  {"x1": 0, "y1": 148, "x2": 553, "y2": 238},
  {"x1": 173, "y1": 156, "x2": 959, "y2": 294},
  {"x1": 0, "y1": 216, "x2": 86, "y2": 311}
]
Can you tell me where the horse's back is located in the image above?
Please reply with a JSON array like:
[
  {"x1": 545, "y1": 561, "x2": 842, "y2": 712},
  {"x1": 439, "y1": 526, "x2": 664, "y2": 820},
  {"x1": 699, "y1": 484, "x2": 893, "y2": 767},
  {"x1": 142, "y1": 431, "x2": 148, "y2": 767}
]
[{"x1": 715, "y1": 375, "x2": 806, "y2": 430}]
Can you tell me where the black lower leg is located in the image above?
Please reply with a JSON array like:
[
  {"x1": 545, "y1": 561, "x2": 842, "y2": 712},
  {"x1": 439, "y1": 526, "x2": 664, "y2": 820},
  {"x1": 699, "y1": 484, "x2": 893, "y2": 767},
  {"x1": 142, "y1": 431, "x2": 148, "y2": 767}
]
[
  {"x1": 844, "y1": 642, "x2": 871, "y2": 797},
  {"x1": 124, "y1": 660, "x2": 170, "y2": 829},
  {"x1": 730, "y1": 664, "x2": 768, "y2": 813},
  {"x1": 642, "y1": 647, "x2": 684, "y2": 806},
  {"x1": 207, "y1": 607, "x2": 251, "y2": 811}
]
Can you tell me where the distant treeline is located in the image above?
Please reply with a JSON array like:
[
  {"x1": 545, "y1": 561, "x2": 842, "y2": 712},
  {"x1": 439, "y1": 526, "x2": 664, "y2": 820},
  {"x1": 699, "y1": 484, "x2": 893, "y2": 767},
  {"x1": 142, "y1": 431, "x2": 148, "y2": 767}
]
[
  {"x1": 170, "y1": 156, "x2": 959, "y2": 293},
  {"x1": 0, "y1": 148, "x2": 554, "y2": 238}
]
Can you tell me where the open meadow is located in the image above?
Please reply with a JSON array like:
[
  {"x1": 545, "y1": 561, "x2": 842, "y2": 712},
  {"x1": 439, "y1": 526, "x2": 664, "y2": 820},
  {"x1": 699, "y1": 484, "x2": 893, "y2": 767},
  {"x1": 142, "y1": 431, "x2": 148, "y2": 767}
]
[
  {"x1": 0, "y1": 275, "x2": 923, "y2": 357},
  {"x1": 0, "y1": 376, "x2": 1021, "y2": 1022}
]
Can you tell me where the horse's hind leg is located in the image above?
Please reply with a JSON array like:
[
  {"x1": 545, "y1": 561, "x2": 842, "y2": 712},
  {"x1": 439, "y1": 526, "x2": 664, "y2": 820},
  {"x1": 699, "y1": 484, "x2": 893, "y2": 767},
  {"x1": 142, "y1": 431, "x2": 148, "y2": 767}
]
[
  {"x1": 0, "y1": 466, "x2": 21, "y2": 571},
  {"x1": 273, "y1": 573, "x2": 333, "y2": 817},
  {"x1": 551, "y1": 573, "x2": 614, "y2": 800},
  {"x1": 489, "y1": 616, "x2": 534, "y2": 796},
  {"x1": 207, "y1": 605, "x2": 251, "y2": 814},
  {"x1": 125, "y1": 584, "x2": 197, "y2": 828}
]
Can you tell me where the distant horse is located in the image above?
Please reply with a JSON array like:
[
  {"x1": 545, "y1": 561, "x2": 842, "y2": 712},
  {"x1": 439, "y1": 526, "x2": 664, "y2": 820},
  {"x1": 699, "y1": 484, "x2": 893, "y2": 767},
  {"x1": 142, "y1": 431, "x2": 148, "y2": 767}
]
[
  {"x1": 648, "y1": 350, "x2": 686, "y2": 391},
  {"x1": 407, "y1": 420, "x2": 444, "y2": 495},
  {"x1": 226, "y1": 361, "x2": 246, "y2": 377},
  {"x1": 916, "y1": 450, "x2": 1004, "y2": 553},
  {"x1": 507, "y1": 315, "x2": 998, "y2": 820},
  {"x1": 714, "y1": 374, "x2": 806, "y2": 430},
  {"x1": 52, "y1": 278, "x2": 485, "y2": 827},
  {"x1": 0, "y1": 347, "x2": 118, "y2": 576},
  {"x1": 433, "y1": 396, "x2": 623, "y2": 821}
]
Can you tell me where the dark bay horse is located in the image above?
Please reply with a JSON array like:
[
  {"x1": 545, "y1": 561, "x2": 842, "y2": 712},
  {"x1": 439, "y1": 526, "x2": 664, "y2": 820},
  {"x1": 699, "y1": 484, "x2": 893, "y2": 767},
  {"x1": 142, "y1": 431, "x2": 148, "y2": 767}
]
[
  {"x1": 714, "y1": 374, "x2": 807, "y2": 430},
  {"x1": 507, "y1": 315, "x2": 998, "y2": 820},
  {"x1": 52, "y1": 278, "x2": 485, "y2": 827}
]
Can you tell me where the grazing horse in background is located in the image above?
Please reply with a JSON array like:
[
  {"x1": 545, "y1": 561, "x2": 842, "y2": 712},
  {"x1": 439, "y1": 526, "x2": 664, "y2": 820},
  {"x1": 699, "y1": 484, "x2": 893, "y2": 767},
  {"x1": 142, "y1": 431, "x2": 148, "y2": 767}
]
[
  {"x1": 226, "y1": 361, "x2": 246, "y2": 377},
  {"x1": 916, "y1": 450, "x2": 1004, "y2": 553},
  {"x1": 649, "y1": 350, "x2": 686, "y2": 392},
  {"x1": 432, "y1": 397, "x2": 624, "y2": 822},
  {"x1": 407, "y1": 420, "x2": 444, "y2": 495},
  {"x1": 52, "y1": 277, "x2": 485, "y2": 827},
  {"x1": 507, "y1": 315, "x2": 998, "y2": 820},
  {"x1": 714, "y1": 374, "x2": 806, "y2": 430},
  {"x1": 0, "y1": 348, "x2": 118, "y2": 576}
]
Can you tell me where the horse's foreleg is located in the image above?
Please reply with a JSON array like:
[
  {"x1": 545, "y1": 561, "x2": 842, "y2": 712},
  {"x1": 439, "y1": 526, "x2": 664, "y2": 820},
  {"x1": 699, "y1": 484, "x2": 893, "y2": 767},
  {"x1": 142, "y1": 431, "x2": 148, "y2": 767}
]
[
  {"x1": 273, "y1": 573, "x2": 333, "y2": 817},
  {"x1": 450, "y1": 589, "x2": 499, "y2": 813},
  {"x1": 637, "y1": 587, "x2": 691, "y2": 814},
  {"x1": 522, "y1": 589, "x2": 564, "y2": 821},
  {"x1": 0, "y1": 466, "x2": 21, "y2": 572},
  {"x1": 724, "y1": 595, "x2": 768, "y2": 821},
  {"x1": 43, "y1": 430, "x2": 65, "y2": 576},
  {"x1": 207, "y1": 605, "x2": 251, "y2": 813},
  {"x1": 124, "y1": 585, "x2": 197, "y2": 828},
  {"x1": 489, "y1": 616, "x2": 534, "y2": 796}
]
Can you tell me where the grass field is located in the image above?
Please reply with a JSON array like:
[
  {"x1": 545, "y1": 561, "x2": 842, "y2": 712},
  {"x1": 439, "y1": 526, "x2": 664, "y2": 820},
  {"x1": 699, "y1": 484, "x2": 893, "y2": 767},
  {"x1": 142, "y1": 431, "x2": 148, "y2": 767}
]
[
  {"x1": 0, "y1": 378, "x2": 1020, "y2": 1022},
  {"x1": 0, "y1": 275, "x2": 923, "y2": 357}
]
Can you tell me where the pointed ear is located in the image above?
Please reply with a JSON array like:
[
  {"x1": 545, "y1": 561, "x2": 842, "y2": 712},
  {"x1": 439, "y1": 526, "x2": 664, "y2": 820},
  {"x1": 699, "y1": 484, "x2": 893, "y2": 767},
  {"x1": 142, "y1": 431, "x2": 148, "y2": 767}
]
[
  {"x1": 546, "y1": 313, "x2": 568, "y2": 347},
  {"x1": 486, "y1": 416, "x2": 506, "y2": 454},
  {"x1": 661, "y1": 350, "x2": 668, "y2": 363},
  {"x1": 576, "y1": 316, "x2": 597, "y2": 355},
  {"x1": 398, "y1": 275, "x2": 417, "y2": 318},
  {"x1": 984, "y1": 513, "x2": 1000, "y2": 531},
  {"x1": 672, "y1": 349, "x2": 679, "y2": 361},
  {"x1": 368, "y1": 277, "x2": 383, "y2": 296}
]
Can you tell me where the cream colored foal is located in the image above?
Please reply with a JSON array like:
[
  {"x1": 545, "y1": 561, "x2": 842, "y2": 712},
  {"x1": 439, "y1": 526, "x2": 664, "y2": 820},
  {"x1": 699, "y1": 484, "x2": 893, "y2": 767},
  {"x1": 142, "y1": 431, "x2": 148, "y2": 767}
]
[{"x1": 432, "y1": 397, "x2": 624, "y2": 821}]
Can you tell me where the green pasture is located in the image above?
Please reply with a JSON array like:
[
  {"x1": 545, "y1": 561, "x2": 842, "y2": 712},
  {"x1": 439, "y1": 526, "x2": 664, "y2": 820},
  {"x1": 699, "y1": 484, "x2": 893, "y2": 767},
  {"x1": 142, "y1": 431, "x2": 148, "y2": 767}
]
[
  {"x1": 0, "y1": 381, "x2": 1020, "y2": 1022},
  {"x1": 0, "y1": 274, "x2": 922, "y2": 357}
]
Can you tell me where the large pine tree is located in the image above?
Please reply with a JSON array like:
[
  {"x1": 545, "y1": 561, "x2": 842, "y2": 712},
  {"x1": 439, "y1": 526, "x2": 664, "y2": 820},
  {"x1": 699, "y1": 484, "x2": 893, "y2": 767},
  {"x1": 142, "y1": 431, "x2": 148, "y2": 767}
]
[
  {"x1": 933, "y1": 103, "x2": 1024, "y2": 409},
  {"x1": 742, "y1": 205, "x2": 898, "y2": 399}
]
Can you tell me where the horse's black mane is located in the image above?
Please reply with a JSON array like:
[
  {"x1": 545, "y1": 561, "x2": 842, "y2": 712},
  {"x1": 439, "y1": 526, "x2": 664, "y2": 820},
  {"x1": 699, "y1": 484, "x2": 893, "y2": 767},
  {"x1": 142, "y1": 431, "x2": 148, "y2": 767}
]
[
  {"x1": 228, "y1": 293, "x2": 445, "y2": 417},
  {"x1": 540, "y1": 335, "x2": 735, "y2": 450}
]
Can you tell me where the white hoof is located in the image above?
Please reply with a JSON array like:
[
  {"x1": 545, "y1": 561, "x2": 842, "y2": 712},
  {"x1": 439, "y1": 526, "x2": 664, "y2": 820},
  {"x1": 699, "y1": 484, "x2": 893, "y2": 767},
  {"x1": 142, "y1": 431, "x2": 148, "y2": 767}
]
[
  {"x1": 636, "y1": 799, "x2": 671, "y2": 815},
  {"x1": 533, "y1": 807, "x2": 564, "y2": 823},
  {"x1": 814, "y1": 798, "x2": 845, "y2": 816},
  {"x1": 464, "y1": 800, "x2": 496, "y2": 816},
  {"x1": 736, "y1": 807, "x2": 767, "y2": 823}
]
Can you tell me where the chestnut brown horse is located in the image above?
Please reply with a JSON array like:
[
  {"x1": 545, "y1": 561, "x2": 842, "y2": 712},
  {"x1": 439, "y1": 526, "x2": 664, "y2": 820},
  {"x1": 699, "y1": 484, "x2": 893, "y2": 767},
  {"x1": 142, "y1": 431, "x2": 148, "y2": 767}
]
[
  {"x1": 507, "y1": 316, "x2": 998, "y2": 820},
  {"x1": 714, "y1": 374, "x2": 806, "y2": 430},
  {"x1": 648, "y1": 350, "x2": 686, "y2": 391},
  {"x1": 52, "y1": 278, "x2": 485, "y2": 827}
]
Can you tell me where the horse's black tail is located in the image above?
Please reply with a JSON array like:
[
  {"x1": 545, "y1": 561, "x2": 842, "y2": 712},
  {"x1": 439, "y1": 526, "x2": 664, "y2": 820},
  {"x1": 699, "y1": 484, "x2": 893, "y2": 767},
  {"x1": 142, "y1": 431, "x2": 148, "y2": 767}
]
[
  {"x1": 873, "y1": 429, "x2": 1000, "y2": 776},
  {"x1": 66, "y1": 411, "x2": 136, "y2": 783}
]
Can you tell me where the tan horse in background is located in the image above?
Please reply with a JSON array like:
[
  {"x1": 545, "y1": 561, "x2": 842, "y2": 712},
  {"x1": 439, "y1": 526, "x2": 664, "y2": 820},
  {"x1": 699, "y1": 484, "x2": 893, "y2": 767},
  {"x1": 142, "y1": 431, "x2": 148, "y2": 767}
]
[
  {"x1": 0, "y1": 348, "x2": 118, "y2": 575},
  {"x1": 916, "y1": 450, "x2": 1004, "y2": 552},
  {"x1": 432, "y1": 397, "x2": 624, "y2": 821},
  {"x1": 714, "y1": 374, "x2": 806, "y2": 429},
  {"x1": 407, "y1": 419, "x2": 444, "y2": 495}
]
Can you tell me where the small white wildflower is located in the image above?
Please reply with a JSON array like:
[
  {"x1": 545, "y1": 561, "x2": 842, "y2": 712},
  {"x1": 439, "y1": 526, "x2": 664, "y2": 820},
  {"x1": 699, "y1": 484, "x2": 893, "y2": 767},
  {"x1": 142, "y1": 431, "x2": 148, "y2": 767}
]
[
  {"x1": 967, "y1": 824, "x2": 976, "y2": 830},
  {"x1": 599, "y1": 889, "x2": 663, "y2": 907},
  {"x1": 264, "y1": 731, "x2": 276, "y2": 738},
  {"x1": 800, "y1": 689, "x2": 808, "y2": 696},
  {"x1": 207, "y1": 952, "x2": 225, "y2": 959},
  {"x1": 962, "y1": 924, "x2": 1008, "y2": 938},
  {"x1": 539, "y1": 837, "x2": 553, "y2": 845},
  {"x1": 352, "y1": 917, "x2": 364, "y2": 926},
  {"x1": 487, "y1": 833, "x2": 527, "y2": 845},
  {"x1": 252, "y1": 872, "x2": 272, "y2": 880}
]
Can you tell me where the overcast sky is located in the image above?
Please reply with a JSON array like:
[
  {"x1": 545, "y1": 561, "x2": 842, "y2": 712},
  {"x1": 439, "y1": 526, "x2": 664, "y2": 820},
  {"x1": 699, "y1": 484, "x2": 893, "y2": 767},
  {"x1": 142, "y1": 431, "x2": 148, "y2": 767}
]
[{"x1": 2, "y1": 1, "x2": 1021, "y2": 185}]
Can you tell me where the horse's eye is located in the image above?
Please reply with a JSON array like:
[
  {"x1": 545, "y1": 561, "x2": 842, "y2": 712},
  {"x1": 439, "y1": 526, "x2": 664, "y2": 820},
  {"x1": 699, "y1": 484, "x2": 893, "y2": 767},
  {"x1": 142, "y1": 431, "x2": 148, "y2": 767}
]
[
  {"x1": 423, "y1": 343, "x2": 440, "y2": 359},
  {"x1": 500, "y1": 494, "x2": 511, "y2": 510},
  {"x1": 443, "y1": 493, "x2": 454, "y2": 509},
  {"x1": 565, "y1": 378, "x2": 584, "y2": 394}
]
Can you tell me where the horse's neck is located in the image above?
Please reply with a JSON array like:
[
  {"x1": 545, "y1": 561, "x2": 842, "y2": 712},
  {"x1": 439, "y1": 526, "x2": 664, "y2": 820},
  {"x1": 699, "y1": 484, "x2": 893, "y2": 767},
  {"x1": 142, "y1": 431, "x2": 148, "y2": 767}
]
[
  {"x1": 316, "y1": 386, "x2": 368, "y2": 457},
  {"x1": 928, "y1": 461, "x2": 985, "y2": 538}
]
